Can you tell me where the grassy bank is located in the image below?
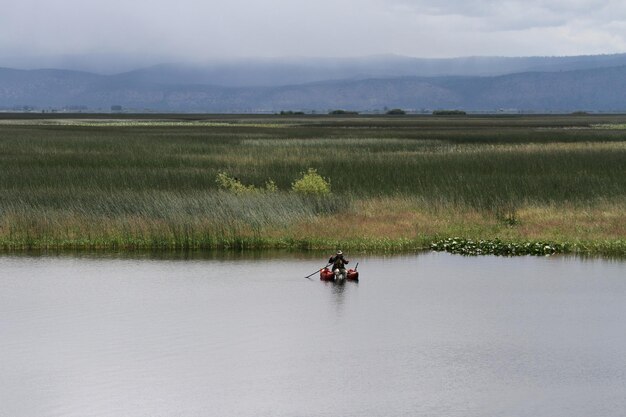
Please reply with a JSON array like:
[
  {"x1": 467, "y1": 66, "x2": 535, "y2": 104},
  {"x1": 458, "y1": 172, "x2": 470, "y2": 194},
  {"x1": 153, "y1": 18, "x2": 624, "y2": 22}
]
[{"x1": 1, "y1": 114, "x2": 625, "y2": 255}]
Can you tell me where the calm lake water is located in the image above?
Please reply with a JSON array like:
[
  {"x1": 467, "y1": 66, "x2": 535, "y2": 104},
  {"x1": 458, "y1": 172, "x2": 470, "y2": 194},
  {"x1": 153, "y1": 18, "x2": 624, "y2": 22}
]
[{"x1": 1, "y1": 252, "x2": 626, "y2": 417}]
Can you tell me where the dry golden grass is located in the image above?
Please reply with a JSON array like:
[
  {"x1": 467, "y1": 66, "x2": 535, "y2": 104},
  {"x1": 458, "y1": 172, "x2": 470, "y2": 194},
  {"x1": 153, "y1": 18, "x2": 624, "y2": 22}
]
[{"x1": 282, "y1": 197, "x2": 626, "y2": 245}]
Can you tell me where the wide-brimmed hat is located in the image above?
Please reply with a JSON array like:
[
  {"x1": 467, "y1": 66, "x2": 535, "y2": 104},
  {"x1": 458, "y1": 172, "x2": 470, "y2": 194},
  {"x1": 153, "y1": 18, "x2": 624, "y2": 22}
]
[{"x1": 337, "y1": 250, "x2": 343, "y2": 255}]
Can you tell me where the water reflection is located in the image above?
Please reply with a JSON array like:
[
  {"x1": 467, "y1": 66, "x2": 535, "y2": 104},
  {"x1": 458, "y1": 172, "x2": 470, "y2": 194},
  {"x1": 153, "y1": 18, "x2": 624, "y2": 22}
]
[
  {"x1": 322, "y1": 279, "x2": 358, "y2": 315},
  {"x1": 2, "y1": 253, "x2": 626, "y2": 417}
]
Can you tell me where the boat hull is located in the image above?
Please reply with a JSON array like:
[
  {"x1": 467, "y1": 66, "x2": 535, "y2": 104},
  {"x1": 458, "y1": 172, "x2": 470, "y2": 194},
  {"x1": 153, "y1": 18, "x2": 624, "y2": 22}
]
[{"x1": 320, "y1": 267, "x2": 359, "y2": 281}]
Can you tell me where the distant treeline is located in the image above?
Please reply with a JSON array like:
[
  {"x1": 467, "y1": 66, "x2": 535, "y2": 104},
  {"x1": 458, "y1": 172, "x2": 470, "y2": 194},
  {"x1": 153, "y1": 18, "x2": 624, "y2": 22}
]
[
  {"x1": 433, "y1": 110, "x2": 467, "y2": 115},
  {"x1": 329, "y1": 110, "x2": 359, "y2": 115}
]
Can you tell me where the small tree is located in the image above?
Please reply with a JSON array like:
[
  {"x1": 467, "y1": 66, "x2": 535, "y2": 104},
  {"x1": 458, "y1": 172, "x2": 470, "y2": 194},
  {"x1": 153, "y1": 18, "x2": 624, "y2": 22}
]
[
  {"x1": 291, "y1": 168, "x2": 331, "y2": 195},
  {"x1": 264, "y1": 179, "x2": 278, "y2": 192},
  {"x1": 386, "y1": 108, "x2": 406, "y2": 115},
  {"x1": 216, "y1": 172, "x2": 279, "y2": 193},
  {"x1": 216, "y1": 172, "x2": 256, "y2": 194}
]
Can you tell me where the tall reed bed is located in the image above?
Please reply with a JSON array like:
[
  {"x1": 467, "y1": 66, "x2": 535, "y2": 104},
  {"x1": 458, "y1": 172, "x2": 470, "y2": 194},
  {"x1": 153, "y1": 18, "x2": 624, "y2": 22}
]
[
  {"x1": 1, "y1": 115, "x2": 625, "y2": 252},
  {"x1": 0, "y1": 190, "x2": 348, "y2": 249}
]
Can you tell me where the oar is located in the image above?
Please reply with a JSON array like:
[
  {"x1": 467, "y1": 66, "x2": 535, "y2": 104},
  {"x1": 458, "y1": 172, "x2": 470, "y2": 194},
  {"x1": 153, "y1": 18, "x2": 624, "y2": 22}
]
[
  {"x1": 354, "y1": 262, "x2": 359, "y2": 270},
  {"x1": 305, "y1": 263, "x2": 331, "y2": 279}
]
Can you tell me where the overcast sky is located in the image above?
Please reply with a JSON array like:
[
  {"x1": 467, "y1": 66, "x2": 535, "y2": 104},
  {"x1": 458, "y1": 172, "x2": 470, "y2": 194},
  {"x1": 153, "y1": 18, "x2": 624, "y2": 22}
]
[{"x1": 2, "y1": 0, "x2": 626, "y2": 67}]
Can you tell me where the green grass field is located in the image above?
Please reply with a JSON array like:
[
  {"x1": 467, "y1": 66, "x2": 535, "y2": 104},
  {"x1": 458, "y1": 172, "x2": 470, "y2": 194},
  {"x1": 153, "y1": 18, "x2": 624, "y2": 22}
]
[{"x1": 1, "y1": 113, "x2": 625, "y2": 254}]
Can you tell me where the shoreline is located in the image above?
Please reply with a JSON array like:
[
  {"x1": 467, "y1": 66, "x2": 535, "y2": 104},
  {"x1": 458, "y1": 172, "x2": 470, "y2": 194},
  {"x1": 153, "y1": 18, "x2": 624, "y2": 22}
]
[{"x1": 1, "y1": 235, "x2": 624, "y2": 257}]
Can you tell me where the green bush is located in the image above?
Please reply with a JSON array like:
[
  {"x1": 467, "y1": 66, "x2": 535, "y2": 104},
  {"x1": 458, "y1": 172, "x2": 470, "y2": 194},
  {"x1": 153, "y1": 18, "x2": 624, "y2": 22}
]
[
  {"x1": 291, "y1": 168, "x2": 331, "y2": 195},
  {"x1": 216, "y1": 172, "x2": 279, "y2": 193},
  {"x1": 264, "y1": 179, "x2": 278, "y2": 192},
  {"x1": 216, "y1": 172, "x2": 257, "y2": 194}
]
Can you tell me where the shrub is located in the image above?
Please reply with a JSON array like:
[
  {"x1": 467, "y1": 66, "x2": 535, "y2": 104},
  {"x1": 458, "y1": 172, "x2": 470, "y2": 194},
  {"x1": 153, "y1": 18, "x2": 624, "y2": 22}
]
[
  {"x1": 216, "y1": 172, "x2": 279, "y2": 193},
  {"x1": 264, "y1": 179, "x2": 278, "y2": 192},
  {"x1": 216, "y1": 172, "x2": 257, "y2": 194},
  {"x1": 386, "y1": 108, "x2": 406, "y2": 115},
  {"x1": 291, "y1": 168, "x2": 331, "y2": 195}
]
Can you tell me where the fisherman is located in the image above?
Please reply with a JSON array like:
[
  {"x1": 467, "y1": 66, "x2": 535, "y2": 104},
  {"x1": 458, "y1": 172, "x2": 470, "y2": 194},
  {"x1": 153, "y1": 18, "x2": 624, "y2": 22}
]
[{"x1": 328, "y1": 250, "x2": 349, "y2": 278}]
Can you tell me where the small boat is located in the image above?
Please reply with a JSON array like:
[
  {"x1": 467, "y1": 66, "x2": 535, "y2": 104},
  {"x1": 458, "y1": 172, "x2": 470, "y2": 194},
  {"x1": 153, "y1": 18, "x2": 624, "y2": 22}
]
[{"x1": 320, "y1": 267, "x2": 359, "y2": 282}]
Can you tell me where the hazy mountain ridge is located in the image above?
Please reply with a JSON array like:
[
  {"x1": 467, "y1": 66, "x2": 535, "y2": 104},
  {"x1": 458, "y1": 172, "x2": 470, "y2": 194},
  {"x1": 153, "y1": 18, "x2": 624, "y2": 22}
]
[
  {"x1": 111, "y1": 53, "x2": 626, "y2": 87},
  {"x1": 2, "y1": 54, "x2": 626, "y2": 112}
]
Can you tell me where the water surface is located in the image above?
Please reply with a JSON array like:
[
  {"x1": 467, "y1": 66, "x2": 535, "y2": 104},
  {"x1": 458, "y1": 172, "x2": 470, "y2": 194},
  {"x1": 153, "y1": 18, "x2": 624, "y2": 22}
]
[{"x1": 1, "y1": 252, "x2": 625, "y2": 417}]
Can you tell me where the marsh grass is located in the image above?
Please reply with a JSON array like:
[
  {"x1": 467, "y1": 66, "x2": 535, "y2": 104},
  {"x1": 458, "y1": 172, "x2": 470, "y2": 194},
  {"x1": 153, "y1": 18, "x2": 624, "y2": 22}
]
[
  {"x1": 1, "y1": 114, "x2": 625, "y2": 253},
  {"x1": 0, "y1": 190, "x2": 348, "y2": 249}
]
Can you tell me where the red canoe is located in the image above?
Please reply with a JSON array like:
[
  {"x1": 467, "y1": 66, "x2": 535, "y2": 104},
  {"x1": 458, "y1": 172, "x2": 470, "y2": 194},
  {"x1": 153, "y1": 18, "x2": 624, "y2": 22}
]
[{"x1": 320, "y1": 267, "x2": 359, "y2": 281}]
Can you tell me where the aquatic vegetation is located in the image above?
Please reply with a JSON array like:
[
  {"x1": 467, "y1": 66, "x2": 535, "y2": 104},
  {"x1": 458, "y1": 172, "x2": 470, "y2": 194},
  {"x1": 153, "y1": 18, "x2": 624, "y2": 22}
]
[
  {"x1": 0, "y1": 119, "x2": 291, "y2": 128},
  {"x1": 591, "y1": 123, "x2": 626, "y2": 130},
  {"x1": 0, "y1": 114, "x2": 625, "y2": 254},
  {"x1": 430, "y1": 238, "x2": 567, "y2": 256}
]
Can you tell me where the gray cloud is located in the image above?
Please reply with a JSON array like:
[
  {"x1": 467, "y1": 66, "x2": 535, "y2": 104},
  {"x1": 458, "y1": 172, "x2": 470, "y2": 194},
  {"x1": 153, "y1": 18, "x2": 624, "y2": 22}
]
[{"x1": 1, "y1": 0, "x2": 625, "y2": 70}]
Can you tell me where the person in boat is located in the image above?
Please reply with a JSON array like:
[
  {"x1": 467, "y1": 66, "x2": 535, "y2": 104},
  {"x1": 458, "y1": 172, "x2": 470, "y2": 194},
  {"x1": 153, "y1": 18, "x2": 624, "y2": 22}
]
[{"x1": 328, "y1": 250, "x2": 349, "y2": 276}]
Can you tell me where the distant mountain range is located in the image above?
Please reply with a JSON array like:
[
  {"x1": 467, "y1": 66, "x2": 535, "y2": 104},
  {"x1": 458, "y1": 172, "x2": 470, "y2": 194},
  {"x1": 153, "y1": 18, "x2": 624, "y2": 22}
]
[{"x1": 2, "y1": 54, "x2": 626, "y2": 112}]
